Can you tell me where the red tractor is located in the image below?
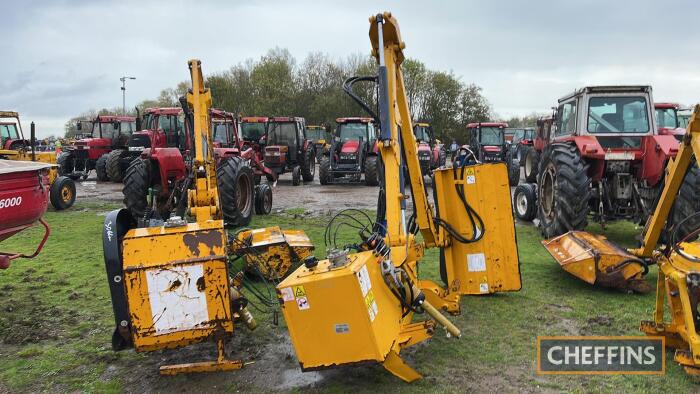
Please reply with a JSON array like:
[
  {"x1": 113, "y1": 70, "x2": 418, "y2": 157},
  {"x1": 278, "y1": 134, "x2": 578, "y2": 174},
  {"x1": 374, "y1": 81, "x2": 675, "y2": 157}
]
[
  {"x1": 319, "y1": 117, "x2": 380, "y2": 185},
  {"x1": 512, "y1": 86, "x2": 699, "y2": 240},
  {"x1": 465, "y1": 122, "x2": 509, "y2": 163},
  {"x1": 58, "y1": 115, "x2": 136, "y2": 180},
  {"x1": 413, "y1": 122, "x2": 446, "y2": 175},
  {"x1": 263, "y1": 116, "x2": 315, "y2": 186},
  {"x1": 655, "y1": 102, "x2": 685, "y2": 141},
  {"x1": 122, "y1": 101, "x2": 270, "y2": 227}
]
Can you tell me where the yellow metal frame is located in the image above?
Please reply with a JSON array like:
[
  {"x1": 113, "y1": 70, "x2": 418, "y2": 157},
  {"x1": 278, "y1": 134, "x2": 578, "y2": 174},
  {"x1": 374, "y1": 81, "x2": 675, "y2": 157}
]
[{"x1": 637, "y1": 105, "x2": 700, "y2": 374}]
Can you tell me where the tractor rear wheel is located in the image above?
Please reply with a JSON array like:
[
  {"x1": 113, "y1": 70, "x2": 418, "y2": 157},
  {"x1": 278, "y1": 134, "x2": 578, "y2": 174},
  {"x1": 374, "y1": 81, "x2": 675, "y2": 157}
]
[
  {"x1": 217, "y1": 157, "x2": 254, "y2": 227},
  {"x1": 49, "y1": 176, "x2": 76, "y2": 210},
  {"x1": 292, "y1": 166, "x2": 301, "y2": 186},
  {"x1": 670, "y1": 162, "x2": 700, "y2": 243},
  {"x1": 523, "y1": 147, "x2": 540, "y2": 183},
  {"x1": 95, "y1": 154, "x2": 108, "y2": 181},
  {"x1": 319, "y1": 156, "x2": 331, "y2": 185},
  {"x1": 301, "y1": 148, "x2": 315, "y2": 182},
  {"x1": 365, "y1": 155, "x2": 379, "y2": 186},
  {"x1": 254, "y1": 183, "x2": 273, "y2": 215},
  {"x1": 537, "y1": 143, "x2": 591, "y2": 238},
  {"x1": 513, "y1": 183, "x2": 536, "y2": 221},
  {"x1": 123, "y1": 158, "x2": 151, "y2": 221}
]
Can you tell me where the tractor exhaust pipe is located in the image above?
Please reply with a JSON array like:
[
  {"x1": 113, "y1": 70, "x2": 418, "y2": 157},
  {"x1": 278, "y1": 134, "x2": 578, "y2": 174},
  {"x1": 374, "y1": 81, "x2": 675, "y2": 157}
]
[{"x1": 30, "y1": 122, "x2": 36, "y2": 161}]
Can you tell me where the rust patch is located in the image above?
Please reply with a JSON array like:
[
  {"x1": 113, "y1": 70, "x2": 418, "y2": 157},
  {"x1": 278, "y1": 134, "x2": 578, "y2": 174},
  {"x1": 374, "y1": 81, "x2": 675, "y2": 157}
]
[{"x1": 182, "y1": 230, "x2": 224, "y2": 256}]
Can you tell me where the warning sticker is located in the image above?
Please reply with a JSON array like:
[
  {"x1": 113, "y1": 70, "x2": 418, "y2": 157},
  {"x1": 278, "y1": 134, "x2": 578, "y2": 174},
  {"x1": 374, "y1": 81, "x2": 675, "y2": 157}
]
[
  {"x1": 293, "y1": 285, "x2": 306, "y2": 298},
  {"x1": 465, "y1": 168, "x2": 476, "y2": 184},
  {"x1": 335, "y1": 323, "x2": 350, "y2": 334},
  {"x1": 364, "y1": 290, "x2": 378, "y2": 322},
  {"x1": 479, "y1": 283, "x2": 489, "y2": 293},
  {"x1": 280, "y1": 287, "x2": 294, "y2": 302},
  {"x1": 356, "y1": 265, "x2": 372, "y2": 296},
  {"x1": 467, "y1": 253, "x2": 486, "y2": 272},
  {"x1": 296, "y1": 296, "x2": 310, "y2": 310}
]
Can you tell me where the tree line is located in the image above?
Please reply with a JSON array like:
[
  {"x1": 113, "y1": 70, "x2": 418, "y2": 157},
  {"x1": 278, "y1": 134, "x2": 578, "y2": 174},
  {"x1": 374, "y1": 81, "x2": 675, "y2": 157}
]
[{"x1": 65, "y1": 48, "x2": 497, "y2": 142}]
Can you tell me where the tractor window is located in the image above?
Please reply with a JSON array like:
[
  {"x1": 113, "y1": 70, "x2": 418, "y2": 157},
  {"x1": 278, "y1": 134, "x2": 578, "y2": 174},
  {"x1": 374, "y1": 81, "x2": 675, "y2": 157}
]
[
  {"x1": 120, "y1": 121, "x2": 134, "y2": 135},
  {"x1": 0, "y1": 124, "x2": 20, "y2": 141},
  {"x1": 414, "y1": 126, "x2": 430, "y2": 142},
  {"x1": 241, "y1": 122, "x2": 265, "y2": 141},
  {"x1": 587, "y1": 96, "x2": 649, "y2": 133},
  {"x1": 556, "y1": 101, "x2": 577, "y2": 135},
  {"x1": 655, "y1": 108, "x2": 678, "y2": 129},
  {"x1": 512, "y1": 129, "x2": 525, "y2": 143},
  {"x1": 368, "y1": 123, "x2": 376, "y2": 140},
  {"x1": 305, "y1": 128, "x2": 322, "y2": 142},
  {"x1": 338, "y1": 123, "x2": 368, "y2": 142},
  {"x1": 213, "y1": 122, "x2": 229, "y2": 144},
  {"x1": 96, "y1": 122, "x2": 119, "y2": 139},
  {"x1": 267, "y1": 122, "x2": 297, "y2": 146},
  {"x1": 478, "y1": 127, "x2": 504, "y2": 145}
]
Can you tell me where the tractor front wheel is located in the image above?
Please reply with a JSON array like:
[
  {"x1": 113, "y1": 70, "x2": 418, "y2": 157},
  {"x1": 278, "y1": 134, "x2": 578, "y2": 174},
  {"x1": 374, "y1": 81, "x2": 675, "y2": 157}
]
[
  {"x1": 292, "y1": 166, "x2": 301, "y2": 186},
  {"x1": 537, "y1": 143, "x2": 591, "y2": 238},
  {"x1": 513, "y1": 183, "x2": 536, "y2": 221},
  {"x1": 106, "y1": 150, "x2": 125, "y2": 182},
  {"x1": 319, "y1": 156, "x2": 331, "y2": 185},
  {"x1": 254, "y1": 183, "x2": 273, "y2": 215},
  {"x1": 49, "y1": 176, "x2": 76, "y2": 210},
  {"x1": 56, "y1": 152, "x2": 74, "y2": 177},
  {"x1": 96, "y1": 154, "x2": 109, "y2": 181},
  {"x1": 217, "y1": 157, "x2": 254, "y2": 227},
  {"x1": 301, "y1": 149, "x2": 315, "y2": 182},
  {"x1": 364, "y1": 155, "x2": 379, "y2": 186},
  {"x1": 123, "y1": 158, "x2": 151, "y2": 221},
  {"x1": 507, "y1": 152, "x2": 520, "y2": 186}
]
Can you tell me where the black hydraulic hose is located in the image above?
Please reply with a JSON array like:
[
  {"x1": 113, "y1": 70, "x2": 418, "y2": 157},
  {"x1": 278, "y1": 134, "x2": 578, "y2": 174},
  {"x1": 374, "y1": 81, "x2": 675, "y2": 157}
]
[{"x1": 343, "y1": 76, "x2": 379, "y2": 123}]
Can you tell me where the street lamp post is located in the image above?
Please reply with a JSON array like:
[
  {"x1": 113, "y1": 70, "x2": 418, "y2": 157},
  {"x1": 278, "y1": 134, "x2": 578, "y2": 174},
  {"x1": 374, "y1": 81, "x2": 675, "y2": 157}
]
[{"x1": 120, "y1": 76, "x2": 136, "y2": 114}]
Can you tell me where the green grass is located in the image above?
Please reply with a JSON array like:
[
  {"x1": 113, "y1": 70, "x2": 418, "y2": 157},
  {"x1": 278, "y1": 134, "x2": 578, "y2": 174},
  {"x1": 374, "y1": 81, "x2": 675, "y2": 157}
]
[{"x1": 0, "y1": 204, "x2": 698, "y2": 392}]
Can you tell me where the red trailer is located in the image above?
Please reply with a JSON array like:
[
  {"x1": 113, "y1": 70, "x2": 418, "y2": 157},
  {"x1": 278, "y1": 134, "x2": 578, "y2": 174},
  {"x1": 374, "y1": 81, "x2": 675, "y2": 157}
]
[{"x1": 0, "y1": 160, "x2": 53, "y2": 269}]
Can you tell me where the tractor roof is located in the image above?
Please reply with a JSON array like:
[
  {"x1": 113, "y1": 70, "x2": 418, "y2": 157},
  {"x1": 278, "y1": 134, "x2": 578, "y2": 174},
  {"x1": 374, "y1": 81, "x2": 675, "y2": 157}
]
[
  {"x1": 144, "y1": 107, "x2": 182, "y2": 115},
  {"x1": 94, "y1": 114, "x2": 136, "y2": 122},
  {"x1": 240, "y1": 116, "x2": 268, "y2": 123},
  {"x1": 0, "y1": 111, "x2": 19, "y2": 119},
  {"x1": 336, "y1": 117, "x2": 374, "y2": 123},
  {"x1": 467, "y1": 122, "x2": 508, "y2": 128},
  {"x1": 559, "y1": 85, "x2": 652, "y2": 103},
  {"x1": 414, "y1": 122, "x2": 430, "y2": 127},
  {"x1": 306, "y1": 125, "x2": 324, "y2": 130},
  {"x1": 269, "y1": 116, "x2": 304, "y2": 123},
  {"x1": 210, "y1": 108, "x2": 235, "y2": 120},
  {"x1": 655, "y1": 102, "x2": 680, "y2": 109}
]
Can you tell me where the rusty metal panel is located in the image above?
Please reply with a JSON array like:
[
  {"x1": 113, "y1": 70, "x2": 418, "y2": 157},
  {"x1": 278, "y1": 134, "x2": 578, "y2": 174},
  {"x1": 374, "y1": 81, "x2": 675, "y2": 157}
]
[{"x1": 122, "y1": 220, "x2": 233, "y2": 352}]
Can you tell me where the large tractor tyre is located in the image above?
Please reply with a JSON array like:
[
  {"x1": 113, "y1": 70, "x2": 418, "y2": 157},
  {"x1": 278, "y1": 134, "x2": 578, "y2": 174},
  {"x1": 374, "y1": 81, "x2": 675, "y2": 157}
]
[
  {"x1": 49, "y1": 176, "x2": 76, "y2": 210},
  {"x1": 364, "y1": 155, "x2": 379, "y2": 186},
  {"x1": 56, "y1": 152, "x2": 74, "y2": 177},
  {"x1": 319, "y1": 156, "x2": 331, "y2": 185},
  {"x1": 669, "y1": 162, "x2": 700, "y2": 243},
  {"x1": 254, "y1": 183, "x2": 273, "y2": 215},
  {"x1": 301, "y1": 149, "x2": 315, "y2": 182},
  {"x1": 95, "y1": 154, "x2": 109, "y2": 181},
  {"x1": 507, "y1": 152, "x2": 520, "y2": 187},
  {"x1": 513, "y1": 183, "x2": 537, "y2": 221},
  {"x1": 537, "y1": 143, "x2": 591, "y2": 238},
  {"x1": 106, "y1": 150, "x2": 125, "y2": 182},
  {"x1": 217, "y1": 157, "x2": 254, "y2": 227},
  {"x1": 122, "y1": 158, "x2": 152, "y2": 221},
  {"x1": 292, "y1": 166, "x2": 301, "y2": 186},
  {"x1": 523, "y1": 147, "x2": 540, "y2": 183}
]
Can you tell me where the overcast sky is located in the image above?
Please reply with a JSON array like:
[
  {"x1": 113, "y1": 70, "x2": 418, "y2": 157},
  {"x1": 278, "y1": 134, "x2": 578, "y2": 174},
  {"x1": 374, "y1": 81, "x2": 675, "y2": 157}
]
[{"x1": 2, "y1": 0, "x2": 699, "y2": 137}]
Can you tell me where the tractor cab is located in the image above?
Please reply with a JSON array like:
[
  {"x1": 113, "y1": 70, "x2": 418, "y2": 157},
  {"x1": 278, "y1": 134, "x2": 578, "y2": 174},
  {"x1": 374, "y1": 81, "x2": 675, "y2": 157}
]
[
  {"x1": 264, "y1": 117, "x2": 315, "y2": 185},
  {"x1": 305, "y1": 125, "x2": 329, "y2": 162},
  {"x1": 60, "y1": 115, "x2": 135, "y2": 180},
  {"x1": 655, "y1": 102, "x2": 685, "y2": 142},
  {"x1": 0, "y1": 111, "x2": 24, "y2": 151},
  {"x1": 413, "y1": 122, "x2": 446, "y2": 175},
  {"x1": 466, "y1": 122, "x2": 508, "y2": 163},
  {"x1": 211, "y1": 109, "x2": 238, "y2": 149},
  {"x1": 240, "y1": 116, "x2": 268, "y2": 145}
]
